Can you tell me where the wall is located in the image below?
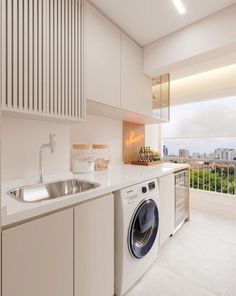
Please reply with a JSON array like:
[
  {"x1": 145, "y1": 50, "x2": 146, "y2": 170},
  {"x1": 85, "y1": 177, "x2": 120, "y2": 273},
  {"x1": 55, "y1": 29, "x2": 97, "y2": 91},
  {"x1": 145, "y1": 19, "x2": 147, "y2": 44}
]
[
  {"x1": 70, "y1": 115, "x2": 123, "y2": 165},
  {"x1": 145, "y1": 124, "x2": 161, "y2": 152},
  {"x1": 144, "y1": 4, "x2": 236, "y2": 77},
  {"x1": 190, "y1": 189, "x2": 236, "y2": 219},
  {"x1": 71, "y1": 115, "x2": 161, "y2": 163},
  {"x1": 1, "y1": 114, "x2": 161, "y2": 181},
  {"x1": 1, "y1": 117, "x2": 70, "y2": 181},
  {"x1": 2, "y1": 115, "x2": 123, "y2": 181}
]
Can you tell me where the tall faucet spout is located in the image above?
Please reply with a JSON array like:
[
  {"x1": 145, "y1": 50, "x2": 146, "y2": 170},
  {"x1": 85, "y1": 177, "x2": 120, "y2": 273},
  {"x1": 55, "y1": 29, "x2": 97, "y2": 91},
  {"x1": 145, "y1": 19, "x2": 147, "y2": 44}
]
[{"x1": 39, "y1": 134, "x2": 56, "y2": 183}]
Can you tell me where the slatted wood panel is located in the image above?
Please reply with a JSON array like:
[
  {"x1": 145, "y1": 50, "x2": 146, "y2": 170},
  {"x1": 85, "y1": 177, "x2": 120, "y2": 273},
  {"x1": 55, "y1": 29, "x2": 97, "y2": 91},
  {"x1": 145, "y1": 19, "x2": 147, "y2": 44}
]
[{"x1": 1, "y1": 0, "x2": 85, "y2": 121}]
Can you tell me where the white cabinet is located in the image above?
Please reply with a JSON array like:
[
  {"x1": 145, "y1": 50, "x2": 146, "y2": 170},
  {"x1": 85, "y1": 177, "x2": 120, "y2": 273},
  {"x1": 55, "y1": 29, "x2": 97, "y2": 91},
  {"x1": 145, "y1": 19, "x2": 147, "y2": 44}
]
[
  {"x1": 121, "y1": 34, "x2": 144, "y2": 114},
  {"x1": 143, "y1": 74, "x2": 153, "y2": 116},
  {"x1": 86, "y1": 4, "x2": 163, "y2": 123},
  {"x1": 74, "y1": 193, "x2": 114, "y2": 296},
  {"x1": 2, "y1": 209, "x2": 73, "y2": 296},
  {"x1": 86, "y1": 4, "x2": 121, "y2": 107},
  {"x1": 159, "y1": 174, "x2": 175, "y2": 247}
]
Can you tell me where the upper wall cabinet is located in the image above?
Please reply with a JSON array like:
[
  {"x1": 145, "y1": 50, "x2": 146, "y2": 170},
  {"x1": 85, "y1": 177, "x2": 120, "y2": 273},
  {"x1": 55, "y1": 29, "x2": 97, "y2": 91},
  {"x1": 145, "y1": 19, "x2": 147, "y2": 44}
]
[
  {"x1": 152, "y1": 74, "x2": 170, "y2": 121},
  {"x1": 86, "y1": 4, "x2": 121, "y2": 108},
  {"x1": 143, "y1": 74, "x2": 153, "y2": 116},
  {"x1": 0, "y1": 0, "x2": 85, "y2": 121},
  {"x1": 121, "y1": 34, "x2": 144, "y2": 114},
  {"x1": 85, "y1": 4, "x2": 169, "y2": 124}
]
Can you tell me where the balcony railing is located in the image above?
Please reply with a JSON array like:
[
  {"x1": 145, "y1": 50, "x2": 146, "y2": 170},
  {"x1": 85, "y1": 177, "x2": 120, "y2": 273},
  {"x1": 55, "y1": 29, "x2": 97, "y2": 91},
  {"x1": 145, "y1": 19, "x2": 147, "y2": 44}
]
[{"x1": 165, "y1": 156, "x2": 236, "y2": 196}]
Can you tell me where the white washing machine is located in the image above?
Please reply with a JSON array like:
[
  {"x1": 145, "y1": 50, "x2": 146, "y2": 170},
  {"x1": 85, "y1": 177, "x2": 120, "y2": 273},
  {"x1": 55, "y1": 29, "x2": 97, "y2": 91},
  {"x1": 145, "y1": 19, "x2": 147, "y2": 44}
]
[{"x1": 115, "y1": 179, "x2": 159, "y2": 296}]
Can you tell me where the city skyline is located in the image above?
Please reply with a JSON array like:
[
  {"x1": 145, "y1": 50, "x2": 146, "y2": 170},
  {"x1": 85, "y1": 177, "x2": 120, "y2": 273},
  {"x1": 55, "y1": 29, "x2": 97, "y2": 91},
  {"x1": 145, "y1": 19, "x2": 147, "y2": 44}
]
[{"x1": 163, "y1": 137, "x2": 236, "y2": 156}]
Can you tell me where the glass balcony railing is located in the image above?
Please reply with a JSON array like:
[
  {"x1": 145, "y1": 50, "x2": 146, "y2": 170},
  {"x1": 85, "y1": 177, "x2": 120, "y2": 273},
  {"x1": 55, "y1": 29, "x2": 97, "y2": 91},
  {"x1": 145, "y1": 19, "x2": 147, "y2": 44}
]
[{"x1": 165, "y1": 156, "x2": 236, "y2": 196}]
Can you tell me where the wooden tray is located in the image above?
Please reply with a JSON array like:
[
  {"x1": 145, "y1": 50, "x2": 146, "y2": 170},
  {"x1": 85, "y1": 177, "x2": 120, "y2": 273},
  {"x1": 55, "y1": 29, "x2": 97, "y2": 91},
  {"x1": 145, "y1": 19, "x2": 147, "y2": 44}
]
[{"x1": 131, "y1": 160, "x2": 164, "y2": 166}]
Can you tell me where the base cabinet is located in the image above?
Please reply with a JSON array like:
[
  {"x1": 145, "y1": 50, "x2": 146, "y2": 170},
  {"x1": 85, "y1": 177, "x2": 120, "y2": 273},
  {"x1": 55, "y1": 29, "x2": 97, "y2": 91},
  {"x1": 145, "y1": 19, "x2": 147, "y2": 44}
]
[
  {"x1": 159, "y1": 174, "x2": 175, "y2": 247},
  {"x1": 2, "y1": 194, "x2": 114, "y2": 296},
  {"x1": 2, "y1": 209, "x2": 73, "y2": 296},
  {"x1": 74, "y1": 193, "x2": 114, "y2": 296}
]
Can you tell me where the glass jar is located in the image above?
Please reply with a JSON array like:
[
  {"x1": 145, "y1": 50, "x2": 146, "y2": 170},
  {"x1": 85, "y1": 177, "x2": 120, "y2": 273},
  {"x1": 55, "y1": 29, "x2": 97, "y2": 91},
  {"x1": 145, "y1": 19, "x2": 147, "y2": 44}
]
[
  {"x1": 93, "y1": 144, "x2": 111, "y2": 171},
  {"x1": 71, "y1": 144, "x2": 94, "y2": 174}
]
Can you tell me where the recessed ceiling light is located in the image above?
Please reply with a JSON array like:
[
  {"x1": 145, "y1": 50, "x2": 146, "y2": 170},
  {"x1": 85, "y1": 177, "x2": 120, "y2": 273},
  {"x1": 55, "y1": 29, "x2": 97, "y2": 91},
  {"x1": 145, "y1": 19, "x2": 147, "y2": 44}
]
[{"x1": 172, "y1": 0, "x2": 186, "y2": 15}]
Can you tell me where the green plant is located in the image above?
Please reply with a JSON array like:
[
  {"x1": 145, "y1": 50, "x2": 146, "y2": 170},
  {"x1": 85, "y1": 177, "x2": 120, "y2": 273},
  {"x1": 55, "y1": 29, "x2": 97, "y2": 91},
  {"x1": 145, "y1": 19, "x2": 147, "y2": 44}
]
[{"x1": 190, "y1": 169, "x2": 235, "y2": 195}]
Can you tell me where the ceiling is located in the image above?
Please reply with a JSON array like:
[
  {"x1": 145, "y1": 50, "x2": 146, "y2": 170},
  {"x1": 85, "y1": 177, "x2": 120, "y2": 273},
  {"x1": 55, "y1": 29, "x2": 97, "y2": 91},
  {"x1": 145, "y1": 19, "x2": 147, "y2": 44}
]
[
  {"x1": 170, "y1": 64, "x2": 236, "y2": 105},
  {"x1": 88, "y1": 0, "x2": 236, "y2": 46}
]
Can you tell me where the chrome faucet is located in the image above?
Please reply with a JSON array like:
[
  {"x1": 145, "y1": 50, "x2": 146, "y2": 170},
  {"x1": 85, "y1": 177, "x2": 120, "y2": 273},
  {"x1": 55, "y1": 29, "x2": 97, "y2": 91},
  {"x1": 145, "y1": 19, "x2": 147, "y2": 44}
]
[{"x1": 39, "y1": 134, "x2": 56, "y2": 183}]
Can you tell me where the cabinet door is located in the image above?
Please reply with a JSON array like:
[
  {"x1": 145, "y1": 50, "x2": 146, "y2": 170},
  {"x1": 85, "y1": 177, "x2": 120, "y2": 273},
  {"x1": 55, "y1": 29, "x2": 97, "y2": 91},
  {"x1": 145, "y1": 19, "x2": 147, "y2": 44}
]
[
  {"x1": 159, "y1": 174, "x2": 175, "y2": 247},
  {"x1": 74, "y1": 194, "x2": 114, "y2": 296},
  {"x1": 86, "y1": 4, "x2": 121, "y2": 107},
  {"x1": 2, "y1": 209, "x2": 73, "y2": 296},
  {"x1": 1, "y1": 0, "x2": 85, "y2": 121},
  {"x1": 121, "y1": 34, "x2": 144, "y2": 113},
  {"x1": 143, "y1": 74, "x2": 153, "y2": 116},
  {"x1": 152, "y1": 74, "x2": 170, "y2": 121}
]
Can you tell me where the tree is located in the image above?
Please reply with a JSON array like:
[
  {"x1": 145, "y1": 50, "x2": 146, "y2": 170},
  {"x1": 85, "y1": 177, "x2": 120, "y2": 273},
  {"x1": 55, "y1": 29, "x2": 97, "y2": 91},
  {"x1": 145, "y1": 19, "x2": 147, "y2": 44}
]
[{"x1": 190, "y1": 169, "x2": 235, "y2": 195}]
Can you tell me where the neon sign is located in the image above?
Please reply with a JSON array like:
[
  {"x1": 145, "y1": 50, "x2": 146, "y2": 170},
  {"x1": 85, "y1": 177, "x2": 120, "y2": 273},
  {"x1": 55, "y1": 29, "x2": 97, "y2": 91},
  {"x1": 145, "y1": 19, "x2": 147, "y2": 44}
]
[{"x1": 125, "y1": 131, "x2": 144, "y2": 146}]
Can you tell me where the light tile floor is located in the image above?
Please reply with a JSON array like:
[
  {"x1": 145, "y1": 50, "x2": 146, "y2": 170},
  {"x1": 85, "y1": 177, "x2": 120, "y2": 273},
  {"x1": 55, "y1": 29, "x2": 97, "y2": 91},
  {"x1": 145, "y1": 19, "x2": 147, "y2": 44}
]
[{"x1": 126, "y1": 208, "x2": 236, "y2": 296}]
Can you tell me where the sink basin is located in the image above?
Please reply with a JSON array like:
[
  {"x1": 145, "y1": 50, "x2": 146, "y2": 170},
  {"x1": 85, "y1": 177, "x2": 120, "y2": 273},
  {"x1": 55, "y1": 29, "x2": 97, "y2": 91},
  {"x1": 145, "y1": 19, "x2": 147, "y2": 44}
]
[{"x1": 8, "y1": 179, "x2": 100, "y2": 202}]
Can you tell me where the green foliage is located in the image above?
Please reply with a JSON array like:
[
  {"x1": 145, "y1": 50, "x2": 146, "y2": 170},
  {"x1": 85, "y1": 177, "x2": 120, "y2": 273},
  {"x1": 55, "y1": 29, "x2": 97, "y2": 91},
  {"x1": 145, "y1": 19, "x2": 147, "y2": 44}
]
[{"x1": 190, "y1": 168, "x2": 235, "y2": 195}]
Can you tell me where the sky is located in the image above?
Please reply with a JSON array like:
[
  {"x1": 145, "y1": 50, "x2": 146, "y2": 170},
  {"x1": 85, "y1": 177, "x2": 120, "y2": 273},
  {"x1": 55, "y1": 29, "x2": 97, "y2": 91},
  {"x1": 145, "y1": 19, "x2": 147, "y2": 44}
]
[
  {"x1": 162, "y1": 96, "x2": 236, "y2": 155},
  {"x1": 162, "y1": 96, "x2": 236, "y2": 139}
]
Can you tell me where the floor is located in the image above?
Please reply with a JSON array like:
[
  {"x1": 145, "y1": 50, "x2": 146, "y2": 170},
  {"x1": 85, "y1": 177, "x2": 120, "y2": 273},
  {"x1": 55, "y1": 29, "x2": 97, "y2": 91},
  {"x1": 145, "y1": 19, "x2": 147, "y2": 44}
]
[{"x1": 126, "y1": 208, "x2": 236, "y2": 296}]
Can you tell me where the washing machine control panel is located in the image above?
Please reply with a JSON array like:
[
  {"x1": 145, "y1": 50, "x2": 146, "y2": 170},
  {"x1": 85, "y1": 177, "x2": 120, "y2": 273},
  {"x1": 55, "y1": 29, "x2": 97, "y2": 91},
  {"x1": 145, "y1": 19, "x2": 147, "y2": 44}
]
[
  {"x1": 141, "y1": 181, "x2": 155, "y2": 194},
  {"x1": 122, "y1": 179, "x2": 158, "y2": 204},
  {"x1": 148, "y1": 181, "x2": 156, "y2": 191},
  {"x1": 141, "y1": 186, "x2": 147, "y2": 193}
]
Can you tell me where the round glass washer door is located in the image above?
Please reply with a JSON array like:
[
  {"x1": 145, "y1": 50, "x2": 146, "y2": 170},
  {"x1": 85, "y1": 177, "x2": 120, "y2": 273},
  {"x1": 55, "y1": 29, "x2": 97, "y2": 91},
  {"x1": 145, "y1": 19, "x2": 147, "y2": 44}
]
[{"x1": 129, "y1": 198, "x2": 159, "y2": 259}]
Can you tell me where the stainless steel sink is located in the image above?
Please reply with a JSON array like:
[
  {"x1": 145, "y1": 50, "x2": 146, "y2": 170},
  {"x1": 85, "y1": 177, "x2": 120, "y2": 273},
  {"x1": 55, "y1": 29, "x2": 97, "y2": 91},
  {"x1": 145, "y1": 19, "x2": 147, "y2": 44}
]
[{"x1": 8, "y1": 179, "x2": 100, "y2": 202}]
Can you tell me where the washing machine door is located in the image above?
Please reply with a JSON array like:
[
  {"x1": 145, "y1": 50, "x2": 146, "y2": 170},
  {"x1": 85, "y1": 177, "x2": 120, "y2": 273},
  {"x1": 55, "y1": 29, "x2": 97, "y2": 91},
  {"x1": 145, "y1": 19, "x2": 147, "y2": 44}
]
[{"x1": 129, "y1": 199, "x2": 159, "y2": 259}]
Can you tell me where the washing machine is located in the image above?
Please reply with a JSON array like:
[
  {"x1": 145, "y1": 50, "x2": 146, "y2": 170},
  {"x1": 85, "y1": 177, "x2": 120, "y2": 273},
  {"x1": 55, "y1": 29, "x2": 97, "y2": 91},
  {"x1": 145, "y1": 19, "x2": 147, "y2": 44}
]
[{"x1": 115, "y1": 179, "x2": 159, "y2": 296}]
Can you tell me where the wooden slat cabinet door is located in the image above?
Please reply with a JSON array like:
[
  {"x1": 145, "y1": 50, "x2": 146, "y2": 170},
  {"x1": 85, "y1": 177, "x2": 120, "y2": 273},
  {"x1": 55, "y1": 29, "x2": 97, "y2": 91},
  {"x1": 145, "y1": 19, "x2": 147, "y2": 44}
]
[
  {"x1": 0, "y1": 0, "x2": 85, "y2": 121},
  {"x1": 74, "y1": 194, "x2": 114, "y2": 296},
  {"x1": 2, "y1": 209, "x2": 73, "y2": 296}
]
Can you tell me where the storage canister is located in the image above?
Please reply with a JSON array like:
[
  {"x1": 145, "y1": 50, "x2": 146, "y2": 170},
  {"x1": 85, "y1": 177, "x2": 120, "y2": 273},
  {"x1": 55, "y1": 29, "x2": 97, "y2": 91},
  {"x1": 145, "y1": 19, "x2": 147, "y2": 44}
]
[
  {"x1": 93, "y1": 144, "x2": 111, "y2": 171},
  {"x1": 71, "y1": 144, "x2": 94, "y2": 174}
]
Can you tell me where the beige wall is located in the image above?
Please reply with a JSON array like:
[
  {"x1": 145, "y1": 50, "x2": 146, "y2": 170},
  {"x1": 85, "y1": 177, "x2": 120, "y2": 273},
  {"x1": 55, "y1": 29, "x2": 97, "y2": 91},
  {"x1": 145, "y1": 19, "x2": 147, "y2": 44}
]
[
  {"x1": 71, "y1": 115, "x2": 161, "y2": 164},
  {"x1": 145, "y1": 124, "x2": 161, "y2": 152},
  {"x1": 1, "y1": 115, "x2": 124, "y2": 181},
  {"x1": 1, "y1": 115, "x2": 123, "y2": 181},
  {"x1": 1, "y1": 114, "x2": 161, "y2": 181},
  {"x1": 1, "y1": 117, "x2": 70, "y2": 181},
  {"x1": 70, "y1": 115, "x2": 123, "y2": 165}
]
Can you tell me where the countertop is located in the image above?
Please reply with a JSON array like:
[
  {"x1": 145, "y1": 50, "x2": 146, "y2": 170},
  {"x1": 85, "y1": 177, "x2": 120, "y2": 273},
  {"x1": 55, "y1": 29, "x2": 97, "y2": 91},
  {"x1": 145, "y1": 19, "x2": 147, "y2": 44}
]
[{"x1": 1, "y1": 163, "x2": 189, "y2": 227}]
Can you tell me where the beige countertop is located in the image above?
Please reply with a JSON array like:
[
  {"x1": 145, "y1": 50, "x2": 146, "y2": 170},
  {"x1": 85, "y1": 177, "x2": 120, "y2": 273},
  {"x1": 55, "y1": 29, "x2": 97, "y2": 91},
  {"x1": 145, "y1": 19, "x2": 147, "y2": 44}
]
[{"x1": 1, "y1": 163, "x2": 189, "y2": 227}]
